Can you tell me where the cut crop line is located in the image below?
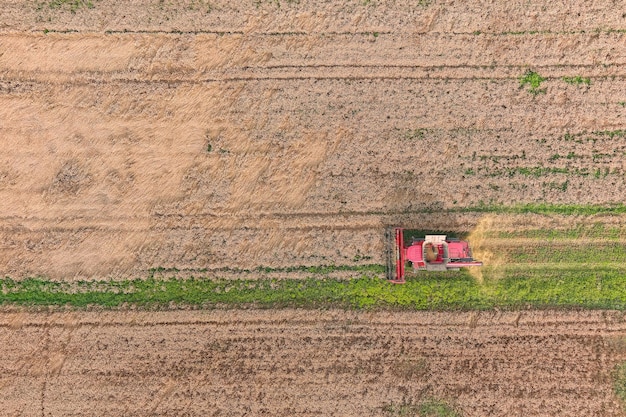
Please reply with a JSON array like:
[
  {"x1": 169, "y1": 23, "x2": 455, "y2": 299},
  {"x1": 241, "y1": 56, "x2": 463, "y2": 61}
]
[
  {"x1": 27, "y1": 29, "x2": 626, "y2": 37},
  {"x1": 245, "y1": 63, "x2": 623, "y2": 71},
  {"x1": 2, "y1": 307, "x2": 625, "y2": 329},
  {"x1": 0, "y1": 319, "x2": 328, "y2": 328},
  {"x1": 5, "y1": 204, "x2": 626, "y2": 223},
  {"x1": 467, "y1": 29, "x2": 626, "y2": 36},
  {"x1": 0, "y1": 311, "x2": 511, "y2": 329},
  {"x1": 202, "y1": 74, "x2": 622, "y2": 83},
  {"x1": 7, "y1": 62, "x2": 626, "y2": 74},
  {"x1": 0, "y1": 224, "x2": 379, "y2": 233},
  {"x1": 0, "y1": 74, "x2": 524, "y2": 84},
  {"x1": 5, "y1": 72, "x2": 626, "y2": 86},
  {"x1": 0, "y1": 316, "x2": 592, "y2": 329},
  {"x1": 33, "y1": 29, "x2": 394, "y2": 36}
]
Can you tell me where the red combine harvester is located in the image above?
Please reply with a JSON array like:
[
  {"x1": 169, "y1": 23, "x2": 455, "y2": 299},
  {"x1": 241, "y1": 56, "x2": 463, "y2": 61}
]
[{"x1": 385, "y1": 227, "x2": 482, "y2": 284}]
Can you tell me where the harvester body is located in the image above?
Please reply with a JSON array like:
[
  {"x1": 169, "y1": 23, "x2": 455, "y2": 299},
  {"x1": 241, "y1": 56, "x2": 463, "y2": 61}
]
[{"x1": 385, "y1": 228, "x2": 482, "y2": 284}]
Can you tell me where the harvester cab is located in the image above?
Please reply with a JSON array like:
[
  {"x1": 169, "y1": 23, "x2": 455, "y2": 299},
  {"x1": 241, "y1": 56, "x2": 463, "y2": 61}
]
[{"x1": 385, "y1": 227, "x2": 482, "y2": 284}]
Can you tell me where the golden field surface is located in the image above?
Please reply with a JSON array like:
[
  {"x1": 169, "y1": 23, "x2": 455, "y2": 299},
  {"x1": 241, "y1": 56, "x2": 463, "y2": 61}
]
[{"x1": 0, "y1": 0, "x2": 625, "y2": 279}]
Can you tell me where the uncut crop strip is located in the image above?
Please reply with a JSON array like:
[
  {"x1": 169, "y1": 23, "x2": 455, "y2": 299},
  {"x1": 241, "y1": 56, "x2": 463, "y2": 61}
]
[
  {"x1": 2, "y1": 270, "x2": 626, "y2": 310},
  {"x1": 463, "y1": 212, "x2": 626, "y2": 305}
]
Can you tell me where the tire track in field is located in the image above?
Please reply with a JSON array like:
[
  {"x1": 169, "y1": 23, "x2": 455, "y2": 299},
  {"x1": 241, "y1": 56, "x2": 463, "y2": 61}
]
[{"x1": 1, "y1": 31, "x2": 624, "y2": 82}]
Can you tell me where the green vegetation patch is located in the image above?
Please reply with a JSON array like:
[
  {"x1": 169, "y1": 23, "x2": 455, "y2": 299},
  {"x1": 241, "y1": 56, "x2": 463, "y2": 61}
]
[
  {"x1": 3, "y1": 266, "x2": 626, "y2": 310},
  {"x1": 462, "y1": 203, "x2": 626, "y2": 216},
  {"x1": 383, "y1": 398, "x2": 460, "y2": 417},
  {"x1": 562, "y1": 75, "x2": 591, "y2": 86},
  {"x1": 614, "y1": 362, "x2": 626, "y2": 408},
  {"x1": 560, "y1": 129, "x2": 626, "y2": 142},
  {"x1": 419, "y1": 400, "x2": 461, "y2": 417},
  {"x1": 519, "y1": 69, "x2": 546, "y2": 95},
  {"x1": 485, "y1": 267, "x2": 626, "y2": 309},
  {"x1": 254, "y1": 0, "x2": 299, "y2": 8},
  {"x1": 498, "y1": 166, "x2": 573, "y2": 177},
  {"x1": 490, "y1": 223, "x2": 623, "y2": 240},
  {"x1": 505, "y1": 242, "x2": 626, "y2": 264},
  {"x1": 478, "y1": 166, "x2": 617, "y2": 179},
  {"x1": 46, "y1": 0, "x2": 95, "y2": 12}
]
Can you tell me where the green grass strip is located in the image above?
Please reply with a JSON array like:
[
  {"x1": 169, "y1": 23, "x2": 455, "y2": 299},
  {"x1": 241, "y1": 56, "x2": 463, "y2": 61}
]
[
  {"x1": 505, "y1": 242, "x2": 626, "y2": 263},
  {"x1": 389, "y1": 203, "x2": 626, "y2": 216},
  {"x1": 2, "y1": 268, "x2": 626, "y2": 310},
  {"x1": 490, "y1": 224, "x2": 623, "y2": 240},
  {"x1": 459, "y1": 203, "x2": 626, "y2": 216}
]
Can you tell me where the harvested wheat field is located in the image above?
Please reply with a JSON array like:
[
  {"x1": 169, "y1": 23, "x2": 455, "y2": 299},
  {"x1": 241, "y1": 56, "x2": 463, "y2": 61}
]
[
  {"x1": 2, "y1": 1, "x2": 626, "y2": 416},
  {"x1": 1, "y1": 309, "x2": 626, "y2": 417}
]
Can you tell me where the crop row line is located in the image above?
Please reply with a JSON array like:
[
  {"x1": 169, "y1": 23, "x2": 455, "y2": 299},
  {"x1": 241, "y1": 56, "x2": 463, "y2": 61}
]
[
  {"x1": 468, "y1": 166, "x2": 620, "y2": 178},
  {"x1": 3, "y1": 204, "x2": 626, "y2": 222}
]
